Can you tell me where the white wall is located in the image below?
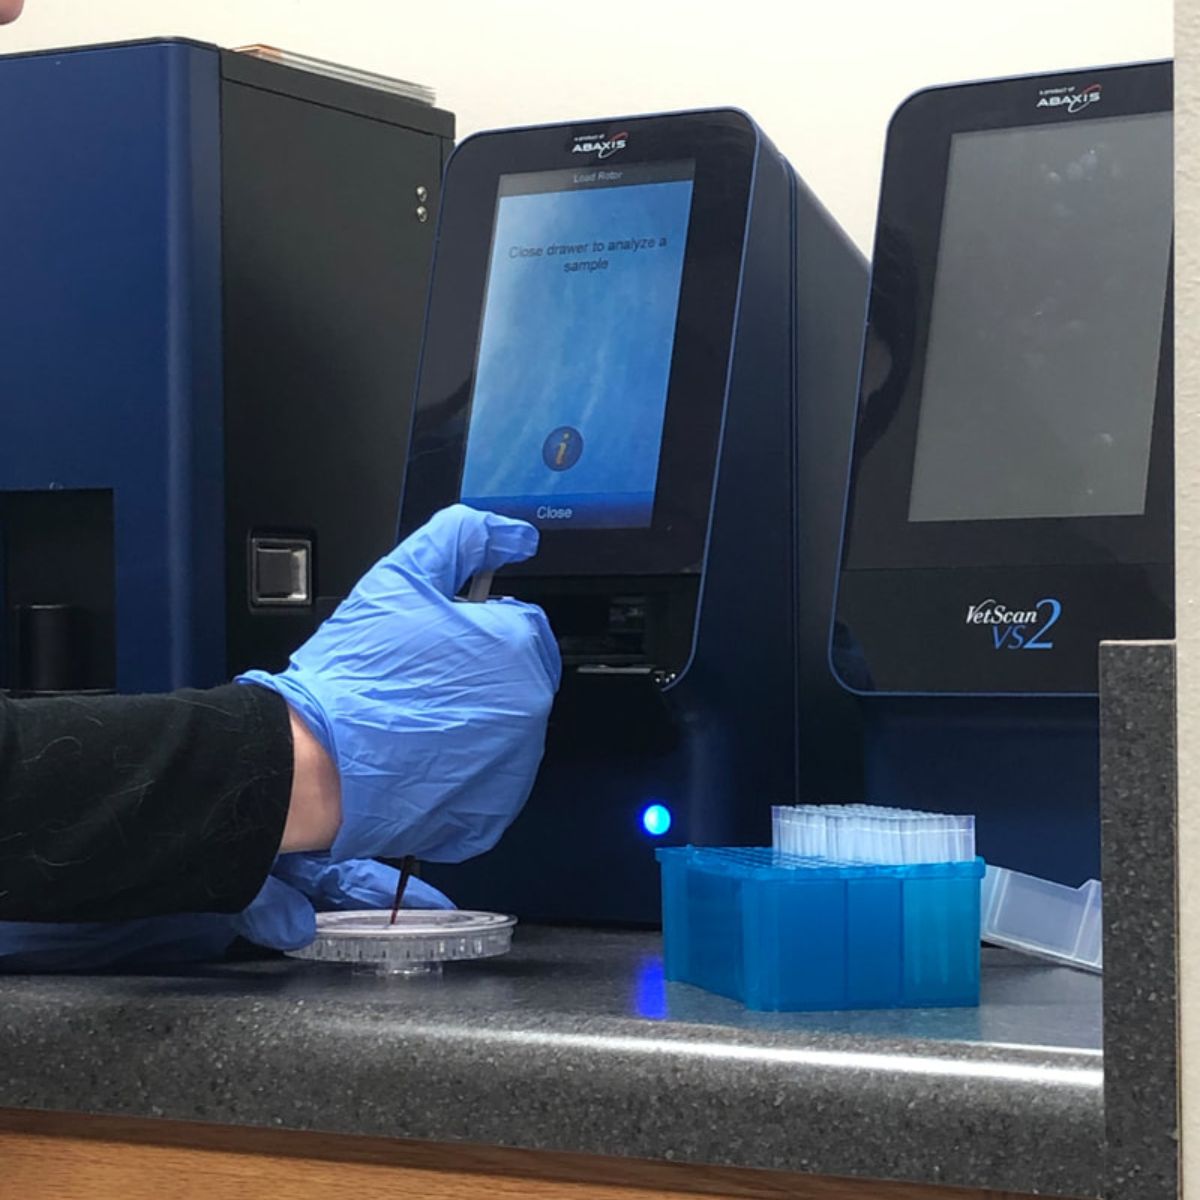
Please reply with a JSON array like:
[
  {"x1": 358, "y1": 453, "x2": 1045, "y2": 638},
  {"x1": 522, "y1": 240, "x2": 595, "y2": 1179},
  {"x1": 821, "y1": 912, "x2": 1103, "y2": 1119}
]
[
  {"x1": 0, "y1": 0, "x2": 1172, "y2": 252},
  {"x1": 1178, "y1": 1, "x2": 1199, "y2": 1193}
]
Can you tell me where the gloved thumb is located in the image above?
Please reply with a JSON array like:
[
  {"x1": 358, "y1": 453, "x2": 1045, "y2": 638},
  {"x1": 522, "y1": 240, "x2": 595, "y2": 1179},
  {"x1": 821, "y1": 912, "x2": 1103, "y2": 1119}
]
[
  {"x1": 389, "y1": 505, "x2": 539, "y2": 599},
  {"x1": 230, "y1": 876, "x2": 317, "y2": 952}
]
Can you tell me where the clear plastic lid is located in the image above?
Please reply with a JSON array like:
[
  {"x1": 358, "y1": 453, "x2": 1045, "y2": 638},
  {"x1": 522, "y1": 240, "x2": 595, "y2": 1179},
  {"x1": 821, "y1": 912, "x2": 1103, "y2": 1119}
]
[{"x1": 980, "y1": 865, "x2": 1102, "y2": 973}]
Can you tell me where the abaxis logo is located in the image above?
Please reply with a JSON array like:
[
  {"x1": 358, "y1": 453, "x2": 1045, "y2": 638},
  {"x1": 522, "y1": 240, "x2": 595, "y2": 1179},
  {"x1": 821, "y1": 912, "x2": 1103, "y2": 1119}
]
[
  {"x1": 571, "y1": 130, "x2": 629, "y2": 160},
  {"x1": 1036, "y1": 83, "x2": 1102, "y2": 115}
]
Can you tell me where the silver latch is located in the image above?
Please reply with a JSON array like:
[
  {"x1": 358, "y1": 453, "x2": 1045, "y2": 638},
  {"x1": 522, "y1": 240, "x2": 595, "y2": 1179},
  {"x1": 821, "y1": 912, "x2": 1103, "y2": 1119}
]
[{"x1": 250, "y1": 537, "x2": 312, "y2": 607}]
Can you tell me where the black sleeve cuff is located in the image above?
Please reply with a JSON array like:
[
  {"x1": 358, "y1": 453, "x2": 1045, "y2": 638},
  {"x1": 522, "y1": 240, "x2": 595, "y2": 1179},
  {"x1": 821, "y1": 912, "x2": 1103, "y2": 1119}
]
[{"x1": 0, "y1": 684, "x2": 294, "y2": 923}]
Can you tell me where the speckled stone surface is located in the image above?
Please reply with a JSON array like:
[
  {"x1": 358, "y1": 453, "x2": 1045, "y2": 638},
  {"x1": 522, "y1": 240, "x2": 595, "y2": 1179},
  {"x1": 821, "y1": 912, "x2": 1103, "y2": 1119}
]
[
  {"x1": 0, "y1": 930, "x2": 1100, "y2": 1196},
  {"x1": 1100, "y1": 641, "x2": 1179, "y2": 1200}
]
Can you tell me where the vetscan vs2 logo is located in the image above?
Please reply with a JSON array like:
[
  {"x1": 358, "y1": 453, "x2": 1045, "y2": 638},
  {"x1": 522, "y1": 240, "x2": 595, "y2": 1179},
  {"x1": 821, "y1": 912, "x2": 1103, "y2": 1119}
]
[
  {"x1": 1036, "y1": 82, "x2": 1102, "y2": 114},
  {"x1": 965, "y1": 598, "x2": 1063, "y2": 651},
  {"x1": 571, "y1": 130, "x2": 629, "y2": 159}
]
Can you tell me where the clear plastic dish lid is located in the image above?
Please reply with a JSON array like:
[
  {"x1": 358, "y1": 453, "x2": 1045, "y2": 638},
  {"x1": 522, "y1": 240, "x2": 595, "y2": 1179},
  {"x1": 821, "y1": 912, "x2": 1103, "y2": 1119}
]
[{"x1": 286, "y1": 910, "x2": 517, "y2": 976}]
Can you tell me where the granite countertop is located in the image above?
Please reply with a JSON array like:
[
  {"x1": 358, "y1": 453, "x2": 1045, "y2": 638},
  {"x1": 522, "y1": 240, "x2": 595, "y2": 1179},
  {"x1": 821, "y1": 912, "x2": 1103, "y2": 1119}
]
[{"x1": 0, "y1": 927, "x2": 1102, "y2": 1197}]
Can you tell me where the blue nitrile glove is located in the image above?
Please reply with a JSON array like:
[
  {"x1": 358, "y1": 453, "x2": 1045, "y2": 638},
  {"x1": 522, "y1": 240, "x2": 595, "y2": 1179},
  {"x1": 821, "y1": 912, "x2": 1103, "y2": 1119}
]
[
  {"x1": 0, "y1": 876, "x2": 310, "y2": 973},
  {"x1": 0, "y1": 909, "x2": 249, "y2": 973},
  {"x1": 0, "y1": 855, "x2": 450, "y2": 972},
  {"x1": 270, "y1": 852, "x2": 454, "y2": 913},
  {"x1": 238, "y1": 504, "x2": 561, "y2": 863}
]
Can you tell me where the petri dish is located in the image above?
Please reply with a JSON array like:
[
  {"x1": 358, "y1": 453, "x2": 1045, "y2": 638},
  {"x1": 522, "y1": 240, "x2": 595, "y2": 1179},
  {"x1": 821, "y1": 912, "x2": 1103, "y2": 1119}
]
[{"x1": 286, "y1": 909, "x2": 517, "y2": 976}]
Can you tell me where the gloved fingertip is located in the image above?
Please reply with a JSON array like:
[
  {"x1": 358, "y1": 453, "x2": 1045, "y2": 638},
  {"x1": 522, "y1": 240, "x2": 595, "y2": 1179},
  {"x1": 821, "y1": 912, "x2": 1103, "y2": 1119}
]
[
  {"x1": 400, "y1": 876, "x2": 457, "y2": 911},
  {"x1": 233, "y1": 877, "x2": 317, "y2": 951},
  {"x1": 394, "y1": 505, "x2": 540, "y2": 599},
  {"x1": 476, "y1": 509, "x2": 540, "y2": 570}
]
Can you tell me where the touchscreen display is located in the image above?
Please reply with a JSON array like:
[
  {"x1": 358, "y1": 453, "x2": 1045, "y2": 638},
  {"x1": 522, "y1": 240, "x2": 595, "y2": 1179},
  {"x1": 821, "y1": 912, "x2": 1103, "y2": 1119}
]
[
  {"x1": 907, "y1": 112, "x2": 1173, "y2": 523},
  {"x1": 459, "y1": 161, "x2": 695, "y2": 530}
]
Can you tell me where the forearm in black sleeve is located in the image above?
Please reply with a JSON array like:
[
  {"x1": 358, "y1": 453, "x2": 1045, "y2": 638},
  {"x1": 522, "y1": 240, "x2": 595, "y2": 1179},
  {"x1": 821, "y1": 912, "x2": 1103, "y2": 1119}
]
[{"x1": 0, "y1": 683, "x2": 293, "y2": 922}]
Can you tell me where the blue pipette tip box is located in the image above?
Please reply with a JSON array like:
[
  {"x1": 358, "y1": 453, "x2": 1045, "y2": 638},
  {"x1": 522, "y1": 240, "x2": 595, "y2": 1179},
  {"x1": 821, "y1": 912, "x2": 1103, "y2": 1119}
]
[{"x1": 656, "y1": 847, "x2": 985, "y2": 1011}]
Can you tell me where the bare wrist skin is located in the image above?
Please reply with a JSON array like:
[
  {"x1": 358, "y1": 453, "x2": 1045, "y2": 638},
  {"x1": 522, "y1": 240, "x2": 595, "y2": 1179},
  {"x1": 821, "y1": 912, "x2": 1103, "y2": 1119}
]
[{"x1": 280, "y1": 707, "x2": 343, "y2": 852}]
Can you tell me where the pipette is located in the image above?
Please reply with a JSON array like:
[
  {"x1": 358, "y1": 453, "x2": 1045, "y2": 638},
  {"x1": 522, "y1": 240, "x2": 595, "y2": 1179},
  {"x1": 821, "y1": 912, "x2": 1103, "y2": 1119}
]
[
  {"x1": 466, "y1": 569, "x2": 495, "y2": 604},
  {"x1": 388, "y1": 856, "x2": 416, "y2": 925},
  {"x1": 387, "y1": 568, "x2": 495, "y2": 923}
]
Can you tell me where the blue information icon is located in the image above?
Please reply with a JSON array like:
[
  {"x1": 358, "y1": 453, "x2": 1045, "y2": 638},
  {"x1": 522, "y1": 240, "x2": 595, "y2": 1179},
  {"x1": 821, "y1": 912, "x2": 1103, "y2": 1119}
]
[{"x1": 542, "y1": 426, "x2": 584, "y2": 471}]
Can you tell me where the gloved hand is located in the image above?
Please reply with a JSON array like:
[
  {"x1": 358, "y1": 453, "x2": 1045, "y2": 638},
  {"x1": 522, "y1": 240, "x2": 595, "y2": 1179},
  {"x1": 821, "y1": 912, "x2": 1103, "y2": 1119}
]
[
  {"x1": 239, "y1": 504, "x2": 561, "y2": 863},
  {"x1": 269, "y1": 852, "x2": 453, "y2": 914},
  {"x1": 0, "y1": 854, "x2": 451, "y2": 973}
]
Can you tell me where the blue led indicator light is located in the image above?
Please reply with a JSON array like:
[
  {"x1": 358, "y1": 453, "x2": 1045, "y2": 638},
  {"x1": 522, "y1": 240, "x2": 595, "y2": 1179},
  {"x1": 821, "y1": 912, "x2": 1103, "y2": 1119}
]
[{"x1": 641, "y1": 803, "x2": 672, "y2": 836}]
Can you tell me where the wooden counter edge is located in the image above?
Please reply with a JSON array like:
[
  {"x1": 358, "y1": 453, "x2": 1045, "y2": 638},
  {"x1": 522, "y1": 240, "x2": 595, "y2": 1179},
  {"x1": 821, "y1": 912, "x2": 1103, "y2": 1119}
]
[{"x1": 0, "y1": 1107, "x2": 1081, "y2": 1200}]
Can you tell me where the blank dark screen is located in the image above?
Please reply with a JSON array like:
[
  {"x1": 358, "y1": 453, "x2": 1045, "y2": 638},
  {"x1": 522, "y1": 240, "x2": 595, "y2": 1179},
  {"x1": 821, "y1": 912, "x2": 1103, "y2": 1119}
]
[{"x1": 908, "y1": 112, "x2": 1173, "y2": 523}]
